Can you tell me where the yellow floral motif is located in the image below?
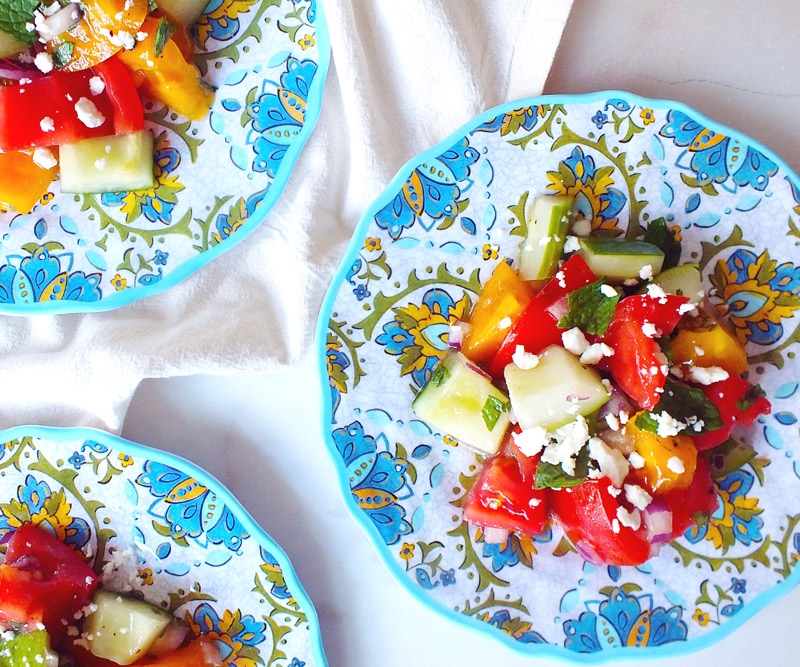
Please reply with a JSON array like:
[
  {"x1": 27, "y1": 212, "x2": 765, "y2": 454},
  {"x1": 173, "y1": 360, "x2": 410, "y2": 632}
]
[
  {"x1": 326, "y1": 338, "x2": 347, "y2": 394},
  {"x1": 188, "y1": 608, "x2": 260, "y2": 667},
  {"x1": 3, "y1": 490, "x2": 77, "y2": 546},
  {"x1": 118, "y1": 453, "x2": 134, "y2": 468},
  {"x1": 442, "y1": 434, "x2": 458, "y2": 447},
  {"x1": 482, "y1": 244, "x2": 499, "y2": 260},
  {"x1": 111, "y1": 274, "x2": 127, "y2": 291},
  {"x1": 640, "y1": 108, "x2": 655, "y2": 125},
  {"x1": 138, "y1": 568, "x2": 154, "y2": 585},
  {"x1": 365, "y1": 237, "x2": 382, "y2": 252},
  {"x1": 693, "y1": 609, "x2": 710, "y2": 627},
  {"x1": 669, "y1": 224, "x2": 682, "y2": 242},
  {"x1": 39, "y1": 191, "x2": 55, "y2": 206},
  {"x1": 196, "y1": 0, "x2": 260, "y2": 48},
  {"x1": 299, "y1": 34, "x2": 315, "y2": 50},
  {"x1": 399, "y1": 542, "x2": 415, "y2": 560}
]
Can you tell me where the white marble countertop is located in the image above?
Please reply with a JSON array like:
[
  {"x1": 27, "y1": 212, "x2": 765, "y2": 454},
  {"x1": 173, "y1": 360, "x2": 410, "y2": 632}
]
[{"x1": 123, "y1": 1, "x2": 800, "y2": 665}]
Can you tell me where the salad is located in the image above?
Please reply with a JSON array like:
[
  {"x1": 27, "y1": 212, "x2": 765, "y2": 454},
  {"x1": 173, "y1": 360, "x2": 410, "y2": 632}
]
[
  {"x1": 0, "y1": 0, "x2": 213, "y2": 214},
  {"x1": 413, "y1": 194, "x2": 771, "y2": 566},
  {"x1": 0, "y1": 522, "x2": 221, "y2": 666}
]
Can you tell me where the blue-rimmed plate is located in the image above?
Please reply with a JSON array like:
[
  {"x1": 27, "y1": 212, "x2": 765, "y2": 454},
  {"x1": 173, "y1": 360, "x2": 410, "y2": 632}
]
[
  {"x1": 0, "y1": 0, "x2": 329, "y2": 314},
  {"x1": 0, "y1": 426, "x2": 328, "y2": 666},
  {"x1": 317, "y1": 91, "x2": 800, "y2": 662}
]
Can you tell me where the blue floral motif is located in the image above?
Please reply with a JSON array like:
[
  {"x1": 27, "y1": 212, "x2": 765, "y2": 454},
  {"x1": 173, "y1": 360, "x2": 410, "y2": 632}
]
[
  {"x1": 353, "y1": 284, "x2": 370, "y2": 301},
  {"x1": 213, "y1": 187, "x2": 268, "y2": 244},
  {"x1": 0, "y1": 247, "x2": 101, "y2": 304},
  {"x1": 246, "y1": 57, "x2": 318, "y2": 177},
  {"x1": 481, "y1": 528, "x2": 552, "y2": 572},
  {"x1": 68, "y1": 452, "x2": 86, "y2": 469},
  {"x1": 136, "y1": 461, "x2": 249, "y2": 552},
  {"x1": 659, "y1": 110, "x2": 778, "y2": 191},
  {"x1": 374, "y1": 137, "x2": 480, "y2": 239},
  {"x1": 154, "y1": 250, "x2": 169, "y2": 266},
  {"x1": 482, "y1": 610, "x2": 548, "y2": 644},
  {"x1": 259, "y1": 546, "x2": 292, "y2": 601},
  {"x1": 472, "y1": 106, "x2": 542, "y2": 135},
  {"x1": 440, "y1": 568, "x2": 456, "y2": 586},
  {"x1": 331, "y1": 421, "x2": 412, "y2": 545},
  {"x1": 189, "y1": 602, "x2": 266, "y2": 665},
  {"x1": 591, "y1": 110, "x2": 608, "y2": 128},
  {"x1": 564, "y1": 587, "x2": 687, "y2": 653}
]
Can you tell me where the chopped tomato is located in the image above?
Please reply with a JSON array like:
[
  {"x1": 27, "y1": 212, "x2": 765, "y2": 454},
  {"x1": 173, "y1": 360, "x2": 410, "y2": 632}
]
[
  {"x1": 549, "y1": 478, "x2": 651, "y2": 566},
  {"x1": 0, "y1": 149, "x2": 58, "y2": 214},
  {"x1": 663, "y1": 457, "x2": 719, "y2": 539},
  {"x1": 93, "y1": 55, "x2": 145, "y2": 135},
  {"x1": 670, "y1": 308, "x2": 749, "y2": 375},
  {"x1": 487, "y1": 254, "x2": 597, "y2": 378},
  {"x1": 626, "y1": 415, "x2": 698, "y2": 495},
  {"x1": 600, "y1": 294, "x2": 689, "y2": 409},
  {"x1": 0, "y1": 524, "x2": 97, "y2": 641},
  {"x1": 692, "y1": 375, "x2": 771, "y2": 450},
  {"x1": 463, "y1": 453, "x2": 547, "y2": 536}
]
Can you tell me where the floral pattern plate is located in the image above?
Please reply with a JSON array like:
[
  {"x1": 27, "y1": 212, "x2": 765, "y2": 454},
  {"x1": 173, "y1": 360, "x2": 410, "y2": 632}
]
[
  {"x1": 0, "y1": 0, "x2": 329, "y2": 314},
  {"x1": 317, "y1": 92, "x2": 800, "y2": 661},
  {"x1": 0, "y1": 426, "x2": 328, "y2": 667}
]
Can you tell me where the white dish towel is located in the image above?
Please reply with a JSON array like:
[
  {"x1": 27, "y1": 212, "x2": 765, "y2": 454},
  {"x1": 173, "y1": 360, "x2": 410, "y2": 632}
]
[{"x1": 0, "y1": 0, "x2": 574, "y2": 432}]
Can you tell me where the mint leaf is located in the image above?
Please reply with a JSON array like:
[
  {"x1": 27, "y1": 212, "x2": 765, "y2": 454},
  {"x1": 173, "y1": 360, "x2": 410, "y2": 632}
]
[
  {"x1": 52, "y1": 41, "x2": 74, "y2": 69},
  {"x1": 481, "y1": 396, "x2": 509, "y2": 431},
  {"x1": 635, "y1": 379, "x2": 723, "y2": 435},
  {"x1": 557, "y1": 278, "x2": 620, "y2": 336},
  {"x1": 643, "y1": 217, "x2": 681, "y2": 271},
  {"x1": 154, "y1": 17, "x2": 176, "y2": 56},
  {"x1": 429, "y1": 364, "x2": 450, "y2": 388},
  {"x1": 534, "y1": 446, "x2": 591, "y2": 490},
  {"x1": 0, "y1": 0, "x2": 38, "y2": 44},
  {"x1": 735, "y1": 383, "x2": 766, "y2": 413}
]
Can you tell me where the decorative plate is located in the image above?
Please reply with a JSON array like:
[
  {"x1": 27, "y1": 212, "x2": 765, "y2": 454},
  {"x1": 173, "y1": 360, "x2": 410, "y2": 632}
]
[
  {"x1": 0, "y1": 426, "x2": 328, "y2": 667},
  {"x1": 0, "y1": 0, "x2": 330, "y2": 314},
  {"x1": 317, "y1": 92, "x2": 800, "y2": 662}
]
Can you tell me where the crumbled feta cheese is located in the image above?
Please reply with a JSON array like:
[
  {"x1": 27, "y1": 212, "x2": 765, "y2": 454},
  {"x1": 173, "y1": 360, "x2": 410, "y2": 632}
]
[
  {"x1": 579, "y1": 342, "x2": 614, "y2": 365},
  {"x1": 611, "y1": 518, "x2": 621, "y2": 533},
  {"x1": 136, "y1": 31, "x2": 149, "y2": 41},
  {"x1": 628, "y1": 451, "x2": 645, "y2": 469},
  {"x1": 538, "y1": 235, "x2": 551, "y2": 247},
  {"x1": 25, "y1": 21, "x2": 35, "y2": 32},
  {"x1": 94, "y1": 158, "x2": 107, "y2": 170},
  {"x1": 39, "y1": 116, "x2": 55, "y2": 132},
  {"x1": 600, "y1": 283, "x2": 618, "y2": 298},
  {"x1": 555, "y1": 270, "x2": 566, "y2": 288},
  {"x1": 529, "y1": 497, "x2": 541, "y2": 508},
  {"x1": 587, "y1": 436, "x2": 629, "y2": 487},
  {"x1": 604, "y1": 413, "x2": 620, "y2": 431},
  {"x1": 686, "y1": 365, "x2": 729, "y2": 385},
  {"x1": 694, "y1": 345, "x2": 705, "y2": 357},
  {"x1": 513, "y1": 426, "x2": 549, "y2": 458},
  {"x1": 646, "y1": 283, "x2": 668, "y2": 300},
  {"x1": 42, "y1": 2, "x2": 61, "y2": 16},
  {"x1": 616, "y1": 506, "x2": 641, "y2": 530},
  {"x1": 75, "y1": 97, "x2": 106, "y2": 128},
  {"x1": 18, "y1": 77, "x2": 32, "y2": 84},
  {"x1": 641, "y1": 321, "x2": 658, "y2": 338},
  {"x1": 541, "y1": 416, "x2": 590, "y2": 475},
  {"x1": 497, "y1": 316, "x2": 512, "y2": 330},
  {"x1": 652, "y1": 410, "x2": 685, "y2": 438},
  {"x1": 667, "y1": 456, "x2": 685, "y2": 474},
  {"x1": 572, "y1": 217, "x2": 592, "y2": 236},
  {"x1": 623, "y1": 278, "x2": 639, "y2": 287},
  {"x1": 34, "y1": 52, "x2": 54, "y2": 73},
  {"x1": 639, "y1": 264, "x2": 654, "y2": 280},
  {"x1": 678, "y1": 302, "x2": 698, "y2": 315},
  {"x1": 512, "y1": 345, "x2": 540, "y2": 370},
  {"x1": 562, "y1": 236, "x2": 579, "y2": 254},
  {"x1": 561, "y1": 327, "x2": 589, "y2": 356},
  {"x1": 607, "y1": 484, "x2": 622, "y2": 498},
  {"x1": 108, "y1": 30, "x2": 136, "y2": 50},
  {"x1": 89, "y1": 75, "x2": 106, "y2": 96},
  {"x1": 618, "y1": 411, "x2": 629, "y2": 425},
  {"x1": 33, "y1": 147, "x2": 57, "y2": 170},
  {"x1": 624, "y1": 483, "x2": 652, "y2": 511}
]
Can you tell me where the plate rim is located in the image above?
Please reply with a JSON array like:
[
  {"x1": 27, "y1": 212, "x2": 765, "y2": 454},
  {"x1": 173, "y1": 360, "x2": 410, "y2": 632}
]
[
  {"x1": 0, "y1": 0, "x2": 332, "y2": 316},
  {"x1": 315, "y1": 89, "x2": 800, "y2": 662},
  {"x1": 0, "y1": 424, "x2": 330, "y2": 667}
]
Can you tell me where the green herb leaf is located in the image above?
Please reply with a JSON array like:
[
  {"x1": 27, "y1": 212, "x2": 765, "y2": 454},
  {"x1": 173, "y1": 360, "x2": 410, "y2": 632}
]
[
  {"x1": 557, "y1": 278, "x2": 620, "y2": 336},
  {"x1": 52, "y1": 40, "x2": 74, "y2": 69},
  {"x1": 657, "y1": 336, "x2": 674, "y2": 365},
  {"x1": 154, "y1": 16, "x2": 176, "y2": 56},
  {"x1": 643, "y1": 217, "x2": 681, "y2": 271},
  {"x1": 703, "y1": 437, "x2": 757, "y2": 480},
  {"x1": 534, "y1": 446, "x2": 591, "y2": 490},
  {"x1": 481, "y1": 396, "x2": 509, "y2": 431},
  {"x1": 0, "y1": 0, "x2": 39, "y2": 44},
  {"x1": 735, "y1": 383, "x2": 766, "y2": 413},
  {"x1": 429, "y1": 364, "x2": 450, "y2": 388},
  {"x1": 635, "y1": 379, "x2": 723, "y2": 435}
]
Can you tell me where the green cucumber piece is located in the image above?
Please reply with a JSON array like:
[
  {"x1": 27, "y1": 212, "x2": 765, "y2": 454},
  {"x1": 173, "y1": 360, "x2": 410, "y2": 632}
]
[
  {"x1": 704, "y1": 438, "x2": 757, "y2": 480},
  {"x1": 412, "y1": 351, "x2": 511, "y2": 455},
  {"x1": 155, "y1": 0, "x2": 211, "y2": 25},
  {"x1": 0, "y1": 629, "x2": 56, "y2": 667},
  {"x1": 518, "y1": 195, "x2": 573, "y2": 281},
  {"x1": 59, "y1": 130, "x2": 155, "y2": 195},
  {"x1": 578, "y1": 238, "x2": 664, "y2": 283},
  {"x1": 504, "y1": 345, "x2": 609, "y2": 431},
  {"x1": 649, "y1": 263, "x2": 703, "y2": 300},
  {"x1": 83, "y1": 589, "x2": 172, "y2": 665}
]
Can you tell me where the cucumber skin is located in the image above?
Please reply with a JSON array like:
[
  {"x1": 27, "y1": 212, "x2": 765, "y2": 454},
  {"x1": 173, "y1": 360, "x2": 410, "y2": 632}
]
[
  {"x1": 649, "y1": 263, "x2": 703, "y2": 299},
  {"x1": 518, "y1": 195, "x2": 573, "y2": 281},
  {"x1": 578, "y1": 238, "x2": 664, "y2": 282}
]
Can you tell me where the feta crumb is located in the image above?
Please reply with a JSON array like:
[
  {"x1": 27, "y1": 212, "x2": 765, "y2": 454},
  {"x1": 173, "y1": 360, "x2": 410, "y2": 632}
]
[
  {"x1": 667, "y1": 456, "x2": 685, "y2": 474},
  {"x1": 19, "y1": 77, "x2": 32, "y2": 84},
  {"x1": 34, "y1": 52, "x2": 54, "y2": 73},
  {"x1": 555, "y1": 270, "x2": 566, "y2": 288},
  {"x1": 75, "y1": 97, "x2": 106, "y2": 128},
  {"x1": 604, "y1": 413, "x2": 620, "y2": 431},
  {"x1": 628, "y1": 451, "x2": 645, "y2": 469},
  {"x1": 541, "y1": 416, "x2": 590, "y2": 475},
  {"x1": 528, "y1": 497, "x2": 541, "y2": 508},
  {"x1": 686, "y1": 365, "x2": 729, "y2": 385},
  {"x1": 623, "y1": 278, "x2": 640, "y2": 287},
  {"x1": 513, "y1": 426, "x2": 549, "y2": 458},
  {"x1": 607, "y1": 484, "x2": 622, "y2": 498},
  {"x1": 611, "y1": 518, "x2": 621, "y2": 533},
  {"x1": 639, "y1": 264, "x2": 654, "y2": 280},
  {"x1": 562, "y1": 327, "x2": 589, "y2": 356},
  {"x1": 538, "y1": 235, "x2": 551, "y2": 247},
  {"x1": 678, "y1": 302, "x2": 698, "y2": 315},
  {"x1": 600, "y1": 283, "x2": 618, "y2": 298},
  {"x1": 617, "y1": 506, "x2": 642, "y2": 530},
  {"x1": 572, "y1": 217, "x2": 592, "y2": 236},
  {"x1": 94, "y1": 157, "x2": 107, "y2": 170},
  {"x1": 624, "y1": 483, "x2": 652, "y2": 511},
  {"x1": 497, "y1": 316, "x2": 512, "y2": 330},
  {"x1": 694, "y1": 345, "x2": 705, "y2": 357},
  {"x1": 136, "y1": 31, "x2": 149, "y2": 41},
  {"x1": 579, "y1": 342, "x2": 614, "y2": 365},
  {"x1": 641, "y1": 321, "x2": 658, "y2": 338},
  {"x1": 652, "y1": 410, "x2": 685, "y2": 438},
  {"x1": 512, "y1": 345, "x2": 540, "y2": 370},
  {"x1": 646, "y1": 283, "x2": 668, "y2": 300},
  {"x1": 39, "y1": 116, "x2": 55, "y2": 132},
  {"x1": 563, "y1": 235, "x2": 580, "y2": 253},
  {"x1": 587, "y1": 436, "x2": 629, "y2": 487},
  {"x1": 89, "y1": 75, "x2": 106, "y2": 96},
  {"x1": 33, "y1": 147, "x2": 57, "y2": 170},
  {"x1": 25, "y1": 21, "x2": 35, "y2": 32}
]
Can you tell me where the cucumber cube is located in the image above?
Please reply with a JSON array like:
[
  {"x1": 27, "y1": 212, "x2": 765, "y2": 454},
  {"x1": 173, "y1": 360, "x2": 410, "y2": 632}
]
[
  {"x1": 504, "y1": 345, "x2": 609, "y2": 431},
  {"x1": 83, "y1": 589, "x2": 172, "y2": 665},
  {"x1": 578, "y1": 238, "x2": 664, "y2": 283},
  {"x1": 156, "y1": 0, "x2": 211, "y2": 25},
  {"x1": 0, "y1": 629, "x2": 56, "y2": 667},
  {"x1": 59, "y1": 130, "x2": 155, "y2": 195},
  {"x1": 413, "y1": 351, "x2": 511, "y2": 455},
  {"x1": 649, "y1": 263, "x2": 703, "y2": 300},
  {"x1": 518, "y1": 195, "x2": 574, "y2": 281}
]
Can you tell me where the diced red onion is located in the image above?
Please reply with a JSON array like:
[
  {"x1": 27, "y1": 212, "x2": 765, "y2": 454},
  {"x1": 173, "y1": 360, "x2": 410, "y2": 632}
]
[
  {"x1": 546, "y1": 296, "x2": 569, "y2": 321},
  {"x1": 643, "y1": 498, "x2": 673, "y2": 544},
  {"x1": 0, "y1": 57, "x2": 44, "y2": 81},
  {"x1": 597, "y1": 427, "x2": 634, "y2": 455},
  {"x1": 148, "y1": 620, "x2": 190, "y2": 656},
  {"x1": 37, "y1": 4, "x2": 84, "y2": 42},
  {"x1": 448, "y1": 320, "x2": 470, "y2": 349},
  {"x1": 573, "y1": 540, "x2": 602, "y2": 565},
  {"x1": 597, "y1": 382, "x2": 637, "y2": 420},
  {"x1": 465, "y1": 360, "x2": 492, "y2": 381},
  {"x1": 482, "y1": 527, "x2": 510, "y2": 544}
]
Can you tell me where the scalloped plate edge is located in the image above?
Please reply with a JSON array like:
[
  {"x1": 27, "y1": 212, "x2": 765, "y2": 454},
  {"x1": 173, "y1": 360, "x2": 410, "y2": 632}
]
[{"x1": 314, "y1": 89, "x2": 800, "y2": 663}]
